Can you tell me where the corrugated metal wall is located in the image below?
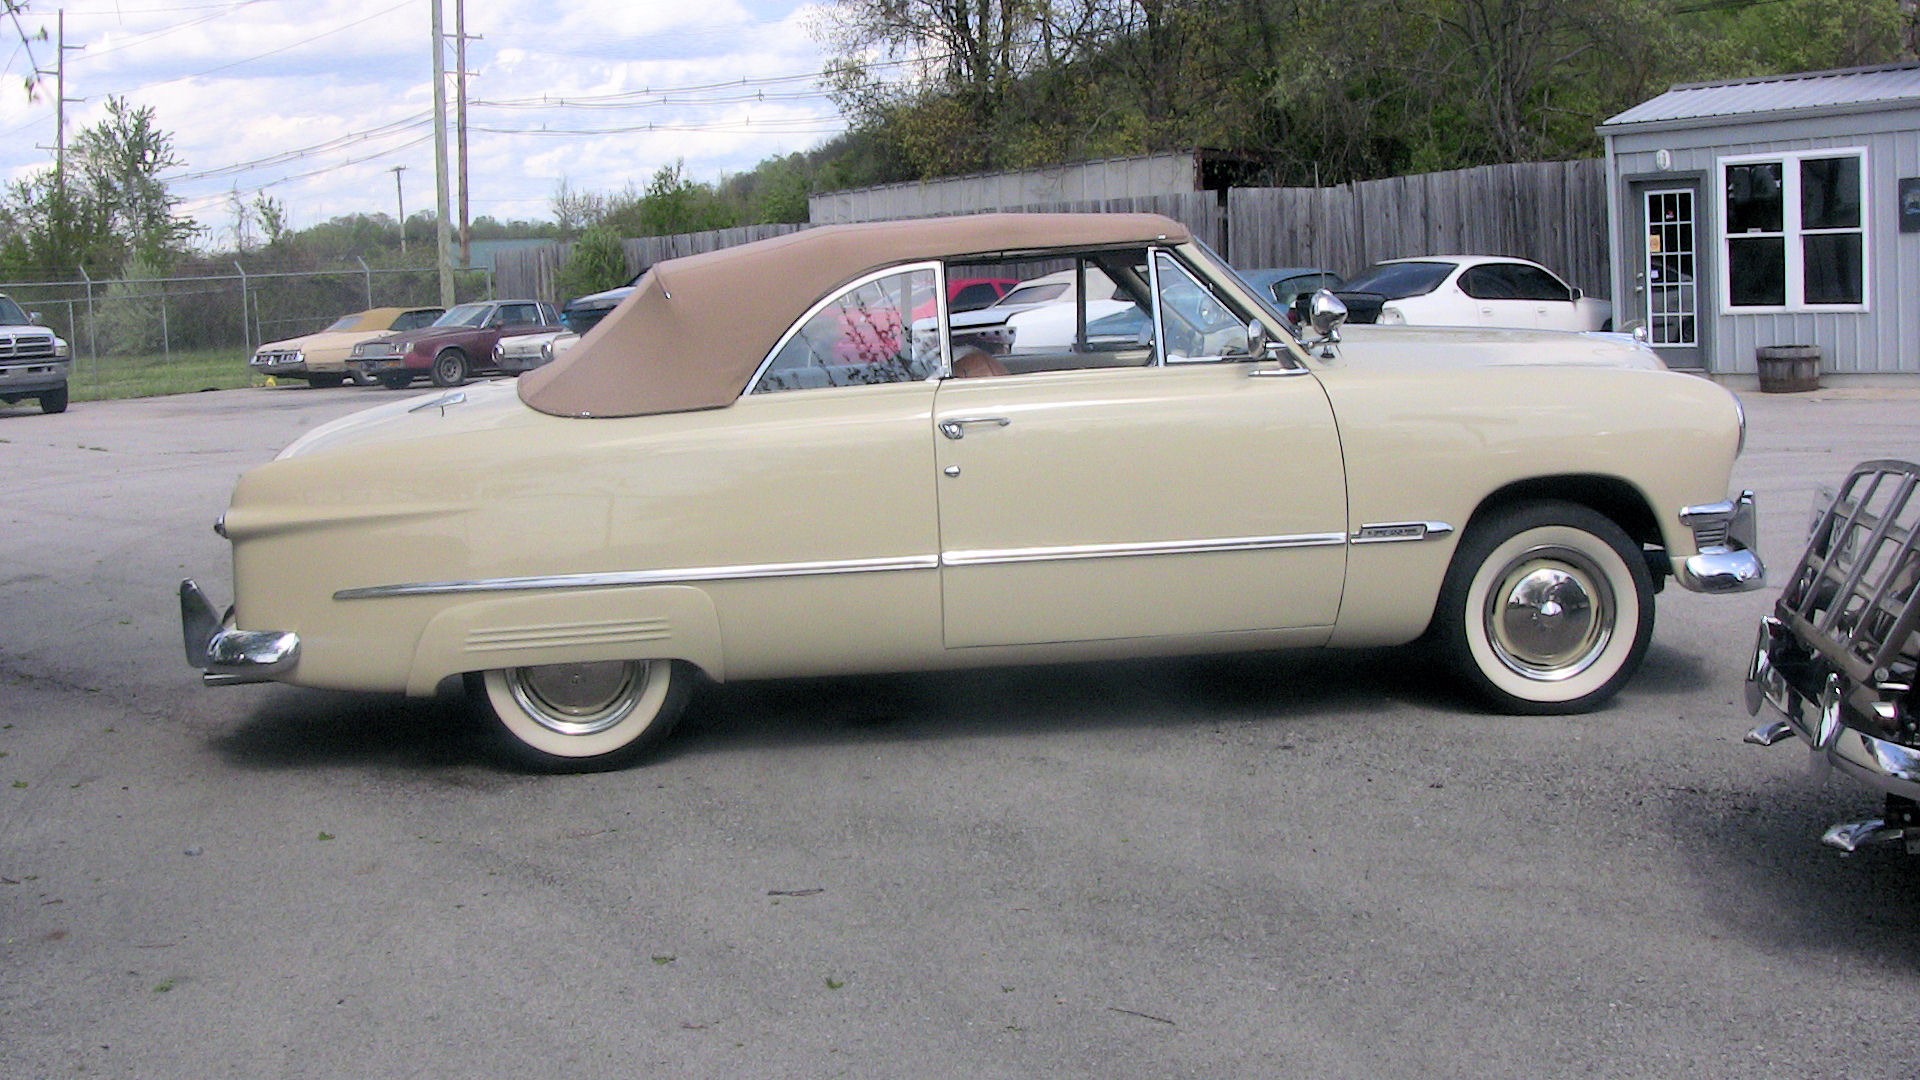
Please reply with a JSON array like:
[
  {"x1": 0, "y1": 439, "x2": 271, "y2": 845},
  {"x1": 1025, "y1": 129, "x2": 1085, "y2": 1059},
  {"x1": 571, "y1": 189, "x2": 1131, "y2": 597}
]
[
  {"x1": 1609, "y1": 108, "x2": 1920, "y2": 375},
  {"x1": 808, "y1": 155, "x2": 1200, "y2": 223}
]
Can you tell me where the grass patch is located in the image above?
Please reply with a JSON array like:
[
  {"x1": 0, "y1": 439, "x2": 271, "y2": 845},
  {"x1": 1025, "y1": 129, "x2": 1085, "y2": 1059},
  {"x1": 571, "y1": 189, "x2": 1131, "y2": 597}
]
[{"x1": 68, "y1": 348, "x2": 265, "y2": 403}]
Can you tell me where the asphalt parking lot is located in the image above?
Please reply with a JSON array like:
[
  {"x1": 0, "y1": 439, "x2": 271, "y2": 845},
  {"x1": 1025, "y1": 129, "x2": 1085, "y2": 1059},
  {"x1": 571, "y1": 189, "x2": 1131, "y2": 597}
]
[{"x1": 3, "y1": 379, "x2": 1918, "y2": 1078}]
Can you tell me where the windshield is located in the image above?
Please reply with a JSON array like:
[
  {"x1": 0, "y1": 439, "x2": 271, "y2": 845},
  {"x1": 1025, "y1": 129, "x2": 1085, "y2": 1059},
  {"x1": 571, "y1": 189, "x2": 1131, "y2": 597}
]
[
  {"x1": 1339, "y1": 261, "x2": 1452, "y2": 300},
  {"x1": 0, "y1": 297, "x2": 31, "y2": 325},
  {"x1": 433, "y1": 303, "x2": 491, "y2": 328},
  {"x1": 323, "y1": 314, "x2": 364, "y2": 332}
]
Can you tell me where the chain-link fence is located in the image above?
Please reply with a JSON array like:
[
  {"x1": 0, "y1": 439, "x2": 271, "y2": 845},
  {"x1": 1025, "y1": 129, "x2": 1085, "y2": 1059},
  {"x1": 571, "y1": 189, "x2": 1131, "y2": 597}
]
[{"x1": 0, "y1": 263, "x2": 494, "y2": 364}]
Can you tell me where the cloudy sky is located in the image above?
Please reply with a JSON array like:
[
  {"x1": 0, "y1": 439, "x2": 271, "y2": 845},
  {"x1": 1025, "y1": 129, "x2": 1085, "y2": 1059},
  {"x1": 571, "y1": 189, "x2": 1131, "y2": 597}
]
[{"x1": 0, "y1": 0, "x2": 844, "y2": 243}]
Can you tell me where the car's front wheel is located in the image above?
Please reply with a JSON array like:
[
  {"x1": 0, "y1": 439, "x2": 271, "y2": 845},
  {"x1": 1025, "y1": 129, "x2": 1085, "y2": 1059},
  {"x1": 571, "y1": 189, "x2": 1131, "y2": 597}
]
[
  {"x1": 469, "y1": 659, "x2": 692, "y2": 771},
  {"x1": 430, "y1": 348, "x2": 469, "y2": 387},
  {"x1": 1433, "y1": 501, "x2": 1653, "y2": 713},
  {"x1": 39, "y1": 385, "x2": 68, "y2": 414}
]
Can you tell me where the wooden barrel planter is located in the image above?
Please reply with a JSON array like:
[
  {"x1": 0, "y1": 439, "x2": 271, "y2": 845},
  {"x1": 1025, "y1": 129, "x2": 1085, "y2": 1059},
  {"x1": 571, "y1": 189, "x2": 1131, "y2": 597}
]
[{"x1": 1756, "y1": 344, "x2": 1822, "y2": 393}]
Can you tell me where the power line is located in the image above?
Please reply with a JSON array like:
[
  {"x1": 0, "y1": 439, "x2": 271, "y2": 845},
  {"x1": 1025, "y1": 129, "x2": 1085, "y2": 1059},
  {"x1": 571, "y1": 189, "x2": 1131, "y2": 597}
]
[{"x1": 84, "y1": 0, "x2": 412, "y2": 99}]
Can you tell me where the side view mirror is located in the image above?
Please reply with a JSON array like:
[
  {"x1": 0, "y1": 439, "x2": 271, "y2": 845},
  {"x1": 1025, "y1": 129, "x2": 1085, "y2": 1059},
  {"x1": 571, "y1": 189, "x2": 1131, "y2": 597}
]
[
  {"x1": 28, "y1": 310, "x2": 42, "y2": 324},
  {"x1": 1571, "y1": 287, "x2": 1585, "y2": 301},
  {"x1": 1245, "y1": 318, "x2": 1283, "y2": 360},
  {"x1": 1307, "y1": 289, "x2": 1347, "y2": 338}
]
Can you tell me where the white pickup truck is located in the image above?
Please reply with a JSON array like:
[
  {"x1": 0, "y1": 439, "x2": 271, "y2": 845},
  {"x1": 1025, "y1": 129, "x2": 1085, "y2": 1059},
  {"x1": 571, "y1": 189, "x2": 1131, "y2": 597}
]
[{"x1": 0, "y1": 293, "x2": 71, "y2": 414}]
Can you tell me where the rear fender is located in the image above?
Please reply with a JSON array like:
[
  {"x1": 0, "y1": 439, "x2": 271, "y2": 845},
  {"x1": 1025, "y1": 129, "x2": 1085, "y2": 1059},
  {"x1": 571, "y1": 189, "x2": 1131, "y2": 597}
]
[{"x1": 405, "y1": 584, "x2": 724, "y2": 695}]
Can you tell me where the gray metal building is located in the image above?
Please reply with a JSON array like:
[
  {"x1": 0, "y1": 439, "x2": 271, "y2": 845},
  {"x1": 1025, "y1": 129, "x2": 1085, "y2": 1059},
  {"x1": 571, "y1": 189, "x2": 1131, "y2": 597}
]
[{"x1": 1599, "y1": 63, "x2": 1920, "y2": 380}]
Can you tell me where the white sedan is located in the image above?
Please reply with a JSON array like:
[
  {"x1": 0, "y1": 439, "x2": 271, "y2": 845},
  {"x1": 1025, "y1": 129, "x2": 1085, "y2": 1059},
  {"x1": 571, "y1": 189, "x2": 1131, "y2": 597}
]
[{"x1": 1336, "y1": 256, "x2": 1612, "y2": 332}]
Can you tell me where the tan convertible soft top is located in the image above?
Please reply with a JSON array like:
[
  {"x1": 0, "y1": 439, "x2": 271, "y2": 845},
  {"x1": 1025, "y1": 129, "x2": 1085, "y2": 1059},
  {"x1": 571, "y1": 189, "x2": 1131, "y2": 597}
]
[{"x1": 518, "y1": 212, "x2": 1191, "y2": 418}]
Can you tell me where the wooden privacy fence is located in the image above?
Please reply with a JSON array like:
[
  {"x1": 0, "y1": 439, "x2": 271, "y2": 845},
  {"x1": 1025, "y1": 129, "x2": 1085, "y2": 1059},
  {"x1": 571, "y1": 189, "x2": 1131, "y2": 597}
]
[
  {"x1": 1227, "y1": 160, "x2": 1610, "y2": 297},
  {"x1": 496, "y1": 160, "x2": 1610, "y2": 302}
]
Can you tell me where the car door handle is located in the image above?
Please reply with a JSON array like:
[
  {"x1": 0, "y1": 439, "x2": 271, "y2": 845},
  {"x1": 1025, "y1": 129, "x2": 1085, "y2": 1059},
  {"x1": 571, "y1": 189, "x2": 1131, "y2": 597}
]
[{"x1": 939, "y1": 416, "x2": 1011, "y2": 440}]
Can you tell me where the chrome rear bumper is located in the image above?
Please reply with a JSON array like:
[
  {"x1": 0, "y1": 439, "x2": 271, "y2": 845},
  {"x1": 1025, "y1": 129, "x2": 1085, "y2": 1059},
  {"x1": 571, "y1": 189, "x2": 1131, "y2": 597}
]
[{"x1": 180, "y1": 579, "x2": 300, "y2": 686}]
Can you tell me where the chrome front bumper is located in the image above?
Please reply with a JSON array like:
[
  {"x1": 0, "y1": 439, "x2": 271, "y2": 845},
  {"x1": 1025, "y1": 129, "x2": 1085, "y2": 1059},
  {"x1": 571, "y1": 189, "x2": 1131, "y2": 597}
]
[
  {"x1": 1674, "y1": 490, "x2": 1765, "y2": 594},
  {"x1": 179, "y1": 579, "x2": 300, "y2": 686}
]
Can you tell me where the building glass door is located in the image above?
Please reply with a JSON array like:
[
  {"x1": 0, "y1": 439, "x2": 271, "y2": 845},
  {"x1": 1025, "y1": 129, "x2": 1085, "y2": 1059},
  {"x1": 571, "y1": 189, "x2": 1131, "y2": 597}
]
[{"x1": 1640, "y1": 186, "x2": 1704, "y2": 368}]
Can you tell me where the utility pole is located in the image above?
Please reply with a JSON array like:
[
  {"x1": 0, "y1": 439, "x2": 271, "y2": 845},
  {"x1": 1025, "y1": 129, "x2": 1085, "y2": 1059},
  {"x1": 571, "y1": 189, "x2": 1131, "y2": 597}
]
[
  {"x1": 45, "y1": 12, "x2": 84, "y2": 258},
  {"x1": 455, "y1": 0, "x2": 470, "y2": 266},
  {"x1": 390, "y1": 165, "x2": 408, "y2": 255},
  {"x1": 430, "y1": 0, "x2": 454, "y2": 306}
]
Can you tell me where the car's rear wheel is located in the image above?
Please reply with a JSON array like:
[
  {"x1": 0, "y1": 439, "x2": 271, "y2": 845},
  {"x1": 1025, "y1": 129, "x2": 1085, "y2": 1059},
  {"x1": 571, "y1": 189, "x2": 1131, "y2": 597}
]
[
  {"x1": 430, "y1": 348, "x2": 468, "y2": 387},
  {"x1": 348, "y1": 367, "x2": 376, "y2": 387},
  {"x1": 1434, "y1": 501, "x2": 1653, "y2": 714},
  {"x1": 378, "y1": 374, "x2": 411, "y2": 390},
  {"x1": 39, "y1": 385, "x2": 68, "y2": 414},
  {"x1": 469, "y1": 659, "x2": 692, "y2": 771}
]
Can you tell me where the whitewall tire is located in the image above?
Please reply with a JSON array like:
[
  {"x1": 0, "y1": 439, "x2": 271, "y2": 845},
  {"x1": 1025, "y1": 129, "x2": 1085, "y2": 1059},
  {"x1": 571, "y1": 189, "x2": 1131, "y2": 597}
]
[
  {"x1": 1435, "y1": 501, "x2": 1654, "y2": 714},
  {"x1": 469, "y1": 659, "x2": 691, "y2": 771}
]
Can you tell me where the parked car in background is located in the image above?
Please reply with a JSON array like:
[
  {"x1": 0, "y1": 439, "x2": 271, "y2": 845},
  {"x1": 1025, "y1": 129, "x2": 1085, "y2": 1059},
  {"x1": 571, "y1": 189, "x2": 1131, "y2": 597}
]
[
  {"x1": 495, "y1": 282, "x2": 641, "y2": 375},
  {"x1": 1238, "y1": 267, "x2": 1344, "y2": 319},
  {"x1": 347, "y1": 299, "x2": 561, "y2": 389},
  {"x1": 561, "y1": 282, "x2": 636, "y2": 338},
  {"x1": 1333, "y1": 256, "x2": 1612, "y2": 332},
  {"x1": 183, "y1": 213, "x2": 1762, "y2": 772},
  {"x1": 0, "y1": 293, "x2": 70, "y2": 414},
  {"x1": 1745, "y1": 459, "x2": 1920, "y2": 854},
  {"x1": 250, "y1": 306, "x2": 444, "y2": 387},
  {"x1": 912, "y1": 276, "x2": 1020, "y2": 320},
  {"x1": 937, "y1": 267, "x2": 1126, "y2": 356}
]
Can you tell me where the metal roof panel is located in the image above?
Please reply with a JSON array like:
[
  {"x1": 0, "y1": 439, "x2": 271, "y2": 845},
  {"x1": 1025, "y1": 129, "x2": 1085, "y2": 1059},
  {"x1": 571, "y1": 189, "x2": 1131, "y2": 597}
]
[{"x1": 1602, "y1": 64, "x2": 1920, "y2": 129}]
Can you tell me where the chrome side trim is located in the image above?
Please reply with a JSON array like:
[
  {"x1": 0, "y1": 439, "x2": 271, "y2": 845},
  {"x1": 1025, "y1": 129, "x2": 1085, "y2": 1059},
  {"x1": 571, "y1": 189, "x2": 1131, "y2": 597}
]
[
  {"x1": 942, "y1": 532, "x2": 1346, "y2": 568},
  {"x1": 338, "y1": 532, "x2": 1356, "y2": 600},
  {"x1": 334, "y1": 555, "x2": 941, "y2": 600},
  {"x1": 1350, "y1": 521, "x2": 1454, "y2": 544}
]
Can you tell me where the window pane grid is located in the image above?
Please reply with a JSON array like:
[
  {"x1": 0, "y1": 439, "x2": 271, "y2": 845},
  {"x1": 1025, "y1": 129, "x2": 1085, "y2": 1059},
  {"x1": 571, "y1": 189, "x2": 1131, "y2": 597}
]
[{"x1": 1721, "y1": 150, "x2": 1866, "y2": 311}]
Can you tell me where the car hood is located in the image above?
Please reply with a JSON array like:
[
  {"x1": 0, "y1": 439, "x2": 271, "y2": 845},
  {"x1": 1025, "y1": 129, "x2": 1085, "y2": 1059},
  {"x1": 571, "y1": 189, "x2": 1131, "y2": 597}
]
[
  {"x1": 276, "y1": 379, "x2": 533, "y2": 460},
  {"x1": 383, "y1": 325, "x2": 485, "y2": 351},
  {"x1": 1330, "y1": 324, "x2": 1663, "y2": 371}
]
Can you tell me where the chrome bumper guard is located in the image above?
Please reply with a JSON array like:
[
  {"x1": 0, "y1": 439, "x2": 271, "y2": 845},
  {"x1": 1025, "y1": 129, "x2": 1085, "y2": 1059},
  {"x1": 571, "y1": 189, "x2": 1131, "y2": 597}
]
[
  {"x1": 1744, "y1": 615, "x2": 1920, "y2": 806},
  {"x1": 179, "y1": 579, "x2": 300, "y2": 686},
  {"x1": 1675, "y1": 490, "x2": 1765, "y2": 593},
  {"x1": 1742, "y1": 461, "x2": 1920, "y2": 851}
]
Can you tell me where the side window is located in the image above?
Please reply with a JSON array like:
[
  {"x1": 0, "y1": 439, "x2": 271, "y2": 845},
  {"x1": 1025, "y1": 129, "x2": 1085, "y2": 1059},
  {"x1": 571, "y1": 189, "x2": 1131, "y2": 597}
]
[
  {"x1": 1154, "y1": 252, "x2": 1249, "y2": 363},
  {"x1": 753, "y1": 267, "x2": 933, "y2": 394},
  {"x1": 952, "y1": 282, "x2": 1001, "y2": 311},
  {"x1": 1458, "y1": 265, "x2": 1512, "y2": 300},
  {"x1": 1507, "y1": 265, "x2": 1572, "y2": 302}
]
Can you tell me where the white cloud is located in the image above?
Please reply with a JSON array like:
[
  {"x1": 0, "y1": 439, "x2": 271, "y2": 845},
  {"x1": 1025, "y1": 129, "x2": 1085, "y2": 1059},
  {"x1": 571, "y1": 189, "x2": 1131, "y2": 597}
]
[{"x1": 0, "y1": 0, "x2": 842, "y2": 236}]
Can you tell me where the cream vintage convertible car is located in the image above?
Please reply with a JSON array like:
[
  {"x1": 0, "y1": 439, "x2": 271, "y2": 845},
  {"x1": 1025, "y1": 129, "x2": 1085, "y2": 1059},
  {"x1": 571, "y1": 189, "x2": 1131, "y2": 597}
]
[{"x1": 181, "y1": 214, "x2": 1764, "y2": 770}]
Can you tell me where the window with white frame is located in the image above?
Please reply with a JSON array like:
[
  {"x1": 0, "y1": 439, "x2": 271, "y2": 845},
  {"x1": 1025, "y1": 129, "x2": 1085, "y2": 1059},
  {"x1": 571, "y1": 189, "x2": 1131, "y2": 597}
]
[{"x1": 1721, "y1": 149, "x2": 1866, "y2": 311}]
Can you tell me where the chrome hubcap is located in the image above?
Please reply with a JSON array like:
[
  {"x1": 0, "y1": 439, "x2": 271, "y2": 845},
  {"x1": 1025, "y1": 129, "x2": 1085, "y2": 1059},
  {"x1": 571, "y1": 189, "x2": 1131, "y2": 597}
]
[
  {"x1": 507, "y1": 661, "x2": 647, "y2": 736},
  {"x1": 1485, "y1": 547, "x2": 1613, "y2": 681}
]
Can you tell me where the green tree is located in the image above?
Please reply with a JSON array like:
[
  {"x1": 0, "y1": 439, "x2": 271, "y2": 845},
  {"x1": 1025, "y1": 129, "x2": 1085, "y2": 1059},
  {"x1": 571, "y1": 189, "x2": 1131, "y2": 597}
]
[
  {"x1": 554, "y1": 226, "x2": 629, "y2": 302},
  {"x1": 69, "y1": 96, "x2": 197, "y2": 263},
  {"x1": 0, "y1": 95, "x2": 195, "y2": 276}
]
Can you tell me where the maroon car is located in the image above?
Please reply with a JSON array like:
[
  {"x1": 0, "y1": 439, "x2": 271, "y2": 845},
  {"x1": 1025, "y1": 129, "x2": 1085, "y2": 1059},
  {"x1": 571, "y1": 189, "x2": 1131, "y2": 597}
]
[{"x1": 347, "y1": 299, "x2": 562, "y2": 389}]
